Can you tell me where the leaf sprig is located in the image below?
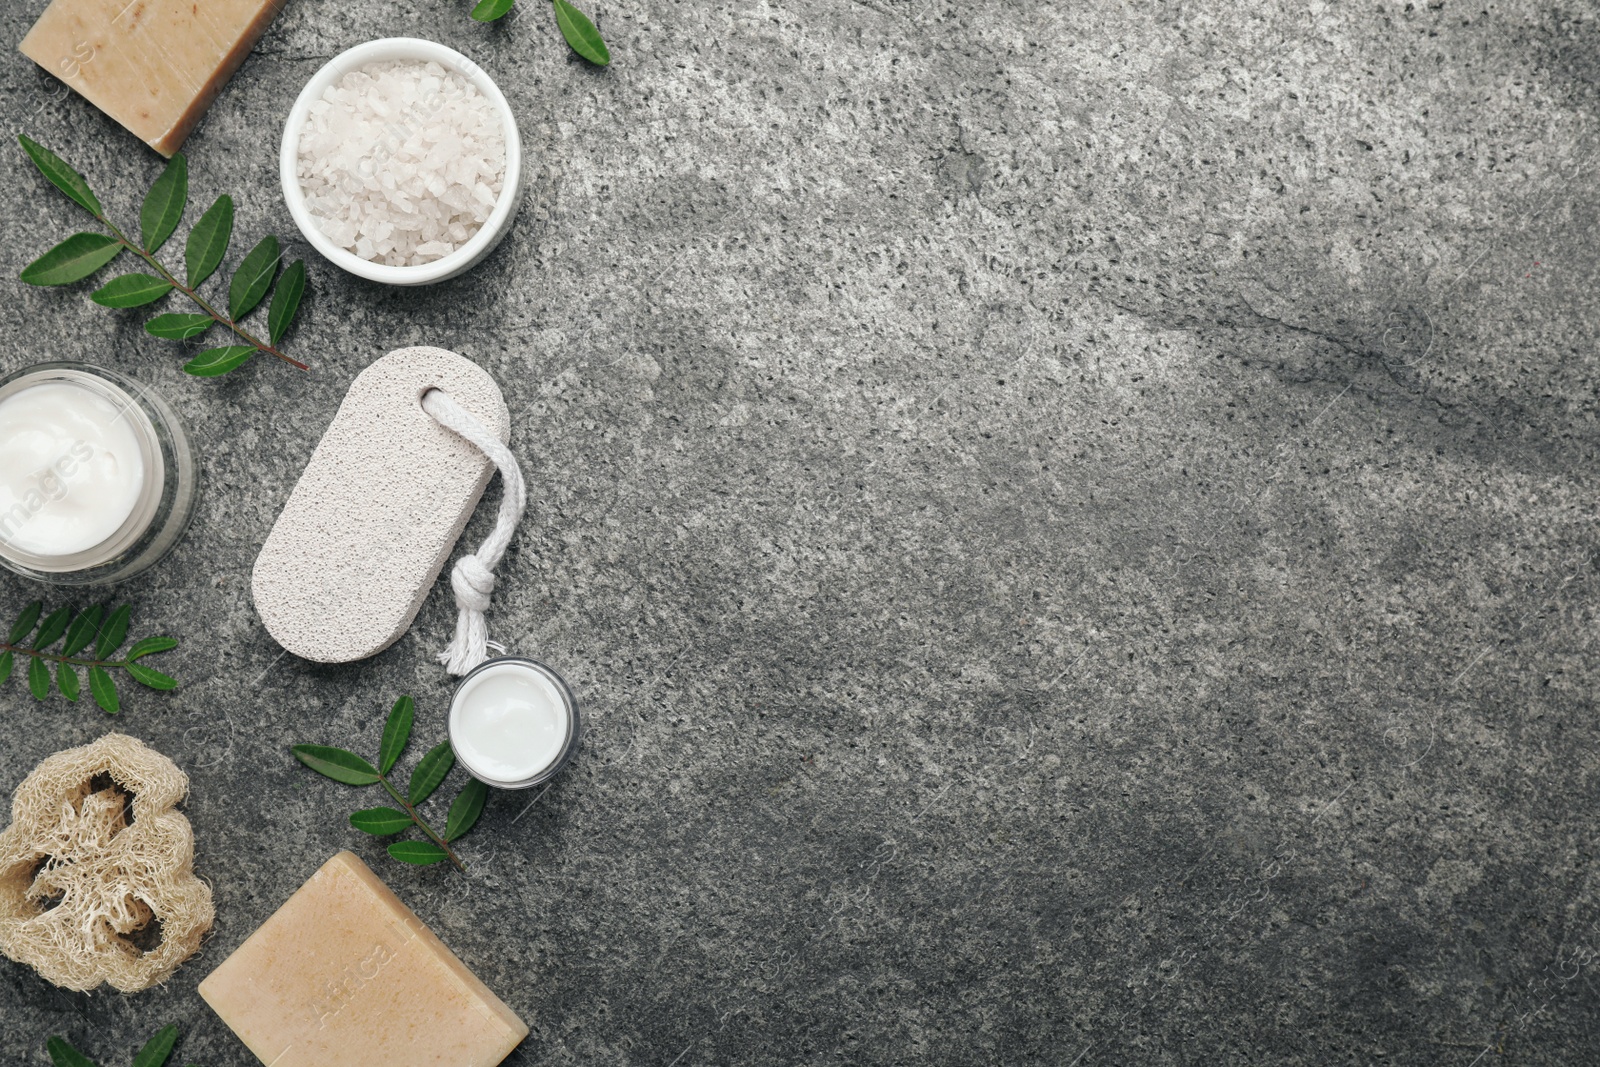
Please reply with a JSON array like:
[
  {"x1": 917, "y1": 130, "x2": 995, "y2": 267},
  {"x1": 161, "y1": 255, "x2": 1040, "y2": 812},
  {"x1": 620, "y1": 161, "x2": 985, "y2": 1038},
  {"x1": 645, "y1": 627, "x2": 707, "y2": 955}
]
[
  {"x1": 47, "y1": 1022, "x2": 198, "y2": 1067},
  {"x1": 471, "y1": 0, "x2": 611, "y2": 67},
  {"x1": 293, "y1": 695, "x2": 490, "y2": 872},
  {"x1": 18, "y1": 135, "x2": 309, "y2": 377},
  {"x1": 1, "y1": 601, "x2": 179, "y2": 714}
]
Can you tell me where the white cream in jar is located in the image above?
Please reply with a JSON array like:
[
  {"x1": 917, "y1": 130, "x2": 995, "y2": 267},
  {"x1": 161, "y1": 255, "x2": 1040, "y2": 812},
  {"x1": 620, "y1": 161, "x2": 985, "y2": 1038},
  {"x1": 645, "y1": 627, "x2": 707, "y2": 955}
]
[
  {"x1": 0, "y1": 381, "x2": 147, "y2": 557},
  {"x1": 449, "y1": 659, "x2": 579, "y2": 788},
  {"x1": 0, "y1": 363, "x2": 195, "y2": 584}
]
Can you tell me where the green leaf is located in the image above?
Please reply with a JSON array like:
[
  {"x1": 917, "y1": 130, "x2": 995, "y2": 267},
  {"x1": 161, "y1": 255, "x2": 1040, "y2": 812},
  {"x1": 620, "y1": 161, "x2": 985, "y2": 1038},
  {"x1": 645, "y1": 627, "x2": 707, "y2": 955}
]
[
  {"x1": 32, "y1": 605, "x2": 72, "y2": 650},
  {"x1": 8, "y1": 601, "x2": 42, "y2": 645},
  {"x1": 292, "y1": 744, "x2": 381, "y2": 786},
  {"x1": 553, "y1": 0, "x2": 611, "y2": 65},
  {"x1": 185, "y1": 194, "x2": 233, "y2": 288},
  {"x1": 349, "y1": 807, "x2": 413, "y2": 835},
  {"x1": 126, "y1": 662, "x2": 178, "y2": 690},
  {"x1": 131, "y1": 1024, "x2": 179, "y2": 1067},
  {"x1": 127, "y1": 635, "x2": 178, "y2": 661},
  {"x1": 28, "y1": 656, "x2": 49, "y2": 700},
  {"x1": 379, "y1": 695, "x2": 414, "y2": 775},
  {"x1": 62, "y1": 605, "x2": 104, "y2": 656},
  {"x1": 408, "y1": 742, "x2": 455, "y2": 806},
  {"x1": 92, "y1": 273, "x2": 173, "y2": 308},
  {"x1": 184, "y1": 345, "x2": 254, "y2": 377},
  {"x1": 45, "y1": 1035, "x2": 97, "y2": 1067},
  {"x1": 96, "y1": 604, "x2": 131, "y2": 658},
  {"x1": 267, "y1": 259, "x2": 306, "y2": 345},
  {"x1": 21, "y1": 233, "x2": 123, "y2": 286},
  {"x1": 446, "y1": 778, "x2": 489, "y2": 842},
  {"x1": 471, "y1": 0, "x2": 517, "y2": 19},
  {"x1": 21, "y1": 135, "x2": 102, "y2": 217},
  {"x1": 387, "y1": 840, "x2": 450, "y2": 866},
  {"x1": 229, "y1": 234, "x2": 279, "y2": 320},
  {"x1": 145, "y1": 312, "x2": 213, "y2": 340},
  {"x1": 0, "y1": 651, "x2": 12, "y2": 685},
  {"x1": 140, "y1": 155, "x2": 187, "y2": 253},
  {"x1": 88, "y1": 666, "x2": 119, "y2": 714},
  {"x1": 56, "y1": 662, "x2": 79, "y2": 702}
]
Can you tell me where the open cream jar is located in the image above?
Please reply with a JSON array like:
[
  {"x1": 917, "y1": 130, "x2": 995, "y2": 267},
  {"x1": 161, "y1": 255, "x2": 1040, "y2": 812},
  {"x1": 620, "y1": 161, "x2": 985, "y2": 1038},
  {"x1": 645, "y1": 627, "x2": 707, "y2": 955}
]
[
  {"x1": 0, "y1": 363, "x2": 196, "y2": 584},
  {"x1": 448, "y1": 658, "x2": 579, "y2": 789}
]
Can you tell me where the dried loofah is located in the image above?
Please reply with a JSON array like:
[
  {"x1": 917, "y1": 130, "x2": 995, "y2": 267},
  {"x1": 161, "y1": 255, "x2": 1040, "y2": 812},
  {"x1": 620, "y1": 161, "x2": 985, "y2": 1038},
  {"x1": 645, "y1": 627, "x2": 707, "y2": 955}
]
[{"x1": 0, "y1": 733, "x2": 213, "y2": 992}]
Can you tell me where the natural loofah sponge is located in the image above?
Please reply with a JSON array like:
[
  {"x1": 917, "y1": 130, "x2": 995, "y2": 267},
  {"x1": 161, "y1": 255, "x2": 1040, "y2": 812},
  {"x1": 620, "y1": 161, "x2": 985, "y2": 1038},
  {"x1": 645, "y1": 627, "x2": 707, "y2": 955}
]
[{"x1": 0, "y1": 733, "x2": 213, "y2": 992}]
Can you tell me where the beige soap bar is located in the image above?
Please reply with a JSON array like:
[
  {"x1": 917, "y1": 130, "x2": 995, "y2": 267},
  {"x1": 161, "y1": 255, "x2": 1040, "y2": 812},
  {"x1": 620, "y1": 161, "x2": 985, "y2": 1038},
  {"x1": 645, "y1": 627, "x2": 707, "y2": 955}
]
[
  {"x1": 199, "y1": 851, "x2": 528, "y2": 1067},
  {"x1": 19, "y1": 0, "x2": 287, "y2": 156}
]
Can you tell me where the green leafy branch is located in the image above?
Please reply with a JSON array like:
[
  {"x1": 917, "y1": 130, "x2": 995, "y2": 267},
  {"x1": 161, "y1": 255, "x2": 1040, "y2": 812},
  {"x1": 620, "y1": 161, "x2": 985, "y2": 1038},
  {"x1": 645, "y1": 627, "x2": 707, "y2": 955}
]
[
  {"x1": 18, "y1": 135, "x2": 309, "y2": 378},
  {"x1": 293, "y1": 695, "x2": 490, "y2": 872},
  {"x1": 1, "y1": 601, "x2": 179, "y2": 714},
  {"x1": 470, "y1": 0, "x2": 611, "y2": 67},
  {"x1": 48, "y1": 1022, "x2": 198, "y2": 1067}
]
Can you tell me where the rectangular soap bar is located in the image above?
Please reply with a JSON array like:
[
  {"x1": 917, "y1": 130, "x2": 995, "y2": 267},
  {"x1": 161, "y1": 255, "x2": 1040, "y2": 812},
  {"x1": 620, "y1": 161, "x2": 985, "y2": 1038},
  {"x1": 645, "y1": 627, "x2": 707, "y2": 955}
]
[
  {"x1": 19, "y1": 0, "x2": 287, "y2": 156},
  {"x1": 198, "y1": 851, "x2": 528, "y2": 1067}
]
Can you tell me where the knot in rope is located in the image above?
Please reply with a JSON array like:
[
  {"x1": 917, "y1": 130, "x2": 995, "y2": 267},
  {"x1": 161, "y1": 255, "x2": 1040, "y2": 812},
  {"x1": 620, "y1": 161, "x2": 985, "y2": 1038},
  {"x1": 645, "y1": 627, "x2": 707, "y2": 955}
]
[{"x1": 420, "y1": 388, "x2": 527, "y2": 675}]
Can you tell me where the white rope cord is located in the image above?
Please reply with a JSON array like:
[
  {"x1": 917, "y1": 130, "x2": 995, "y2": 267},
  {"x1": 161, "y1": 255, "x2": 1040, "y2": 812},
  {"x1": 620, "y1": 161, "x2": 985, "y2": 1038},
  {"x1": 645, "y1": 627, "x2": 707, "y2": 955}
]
[{"x1": 421, "y1": 388, "x2": 527, "y2": 675}]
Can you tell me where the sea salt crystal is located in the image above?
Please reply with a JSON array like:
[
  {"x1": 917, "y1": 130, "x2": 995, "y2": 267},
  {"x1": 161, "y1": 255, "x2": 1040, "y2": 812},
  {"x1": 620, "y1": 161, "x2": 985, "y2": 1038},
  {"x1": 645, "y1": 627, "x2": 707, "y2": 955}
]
[{"x1": 298, "y1": 59, "x2": 507, "y2": 267}]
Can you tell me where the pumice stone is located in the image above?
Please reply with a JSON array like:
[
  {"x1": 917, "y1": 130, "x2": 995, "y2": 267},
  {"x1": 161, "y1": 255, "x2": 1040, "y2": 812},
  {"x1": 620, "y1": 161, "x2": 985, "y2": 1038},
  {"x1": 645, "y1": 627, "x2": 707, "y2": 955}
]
[{"x1": 252, "y1": 346, "x2": 511, "y2": 663}]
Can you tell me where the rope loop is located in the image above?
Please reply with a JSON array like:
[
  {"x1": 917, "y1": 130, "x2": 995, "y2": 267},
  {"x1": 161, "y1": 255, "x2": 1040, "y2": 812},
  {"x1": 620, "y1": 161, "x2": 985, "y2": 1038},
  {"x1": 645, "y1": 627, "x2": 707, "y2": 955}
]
[{"x1": 421, "y1": 388, "x2": 527, "y2": 675}]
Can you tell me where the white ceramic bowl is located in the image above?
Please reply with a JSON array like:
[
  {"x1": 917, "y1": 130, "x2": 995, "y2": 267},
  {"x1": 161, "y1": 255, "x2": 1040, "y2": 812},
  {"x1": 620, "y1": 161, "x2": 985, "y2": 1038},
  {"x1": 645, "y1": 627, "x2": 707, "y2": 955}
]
[{"x1": 279, "y1": 37, "x2": 523, "y2": 287}]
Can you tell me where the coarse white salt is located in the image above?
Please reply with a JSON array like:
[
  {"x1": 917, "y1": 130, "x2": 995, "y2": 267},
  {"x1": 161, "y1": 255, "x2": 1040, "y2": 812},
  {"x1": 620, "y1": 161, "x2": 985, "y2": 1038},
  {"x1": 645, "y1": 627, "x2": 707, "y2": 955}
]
[{"x1": 297, "y1": 59, "x2": 507, "y2": 268}]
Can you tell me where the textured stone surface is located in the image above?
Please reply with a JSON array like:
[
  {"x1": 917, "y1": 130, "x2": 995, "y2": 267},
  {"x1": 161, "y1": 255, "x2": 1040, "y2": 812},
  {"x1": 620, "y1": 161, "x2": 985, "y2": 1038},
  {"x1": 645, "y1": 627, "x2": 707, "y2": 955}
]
[{"x1": 1, "y1": 0, "x2": 1598, "y2": 1064}]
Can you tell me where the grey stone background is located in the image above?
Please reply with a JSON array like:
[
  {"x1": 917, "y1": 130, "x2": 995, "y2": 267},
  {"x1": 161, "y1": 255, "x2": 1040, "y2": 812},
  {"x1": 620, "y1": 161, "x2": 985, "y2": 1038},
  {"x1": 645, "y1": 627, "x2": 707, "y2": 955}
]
[{"x1": 0, "y1": 0, "x2": 1597, "y2": 1063}]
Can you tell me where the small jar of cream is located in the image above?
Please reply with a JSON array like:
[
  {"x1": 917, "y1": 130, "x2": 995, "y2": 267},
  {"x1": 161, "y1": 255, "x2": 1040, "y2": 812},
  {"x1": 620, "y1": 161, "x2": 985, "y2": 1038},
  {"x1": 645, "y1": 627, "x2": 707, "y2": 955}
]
[
  {"x1": 448, "y1": 658, "x2": 580, "y2": 789},
  {"x1": 0, "y1": 362, "x2": 197, "y2": 584}
]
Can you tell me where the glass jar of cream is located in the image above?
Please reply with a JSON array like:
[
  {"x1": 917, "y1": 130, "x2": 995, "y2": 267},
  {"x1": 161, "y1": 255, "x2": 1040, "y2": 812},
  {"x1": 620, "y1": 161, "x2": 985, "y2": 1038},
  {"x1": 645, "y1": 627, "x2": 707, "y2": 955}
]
[
  {"x1": 0, "y1": 362, "x2": 197, "y2": 584},
  {"x1": 448, "y1": 658, "x2": 580, "y2": 789}
]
